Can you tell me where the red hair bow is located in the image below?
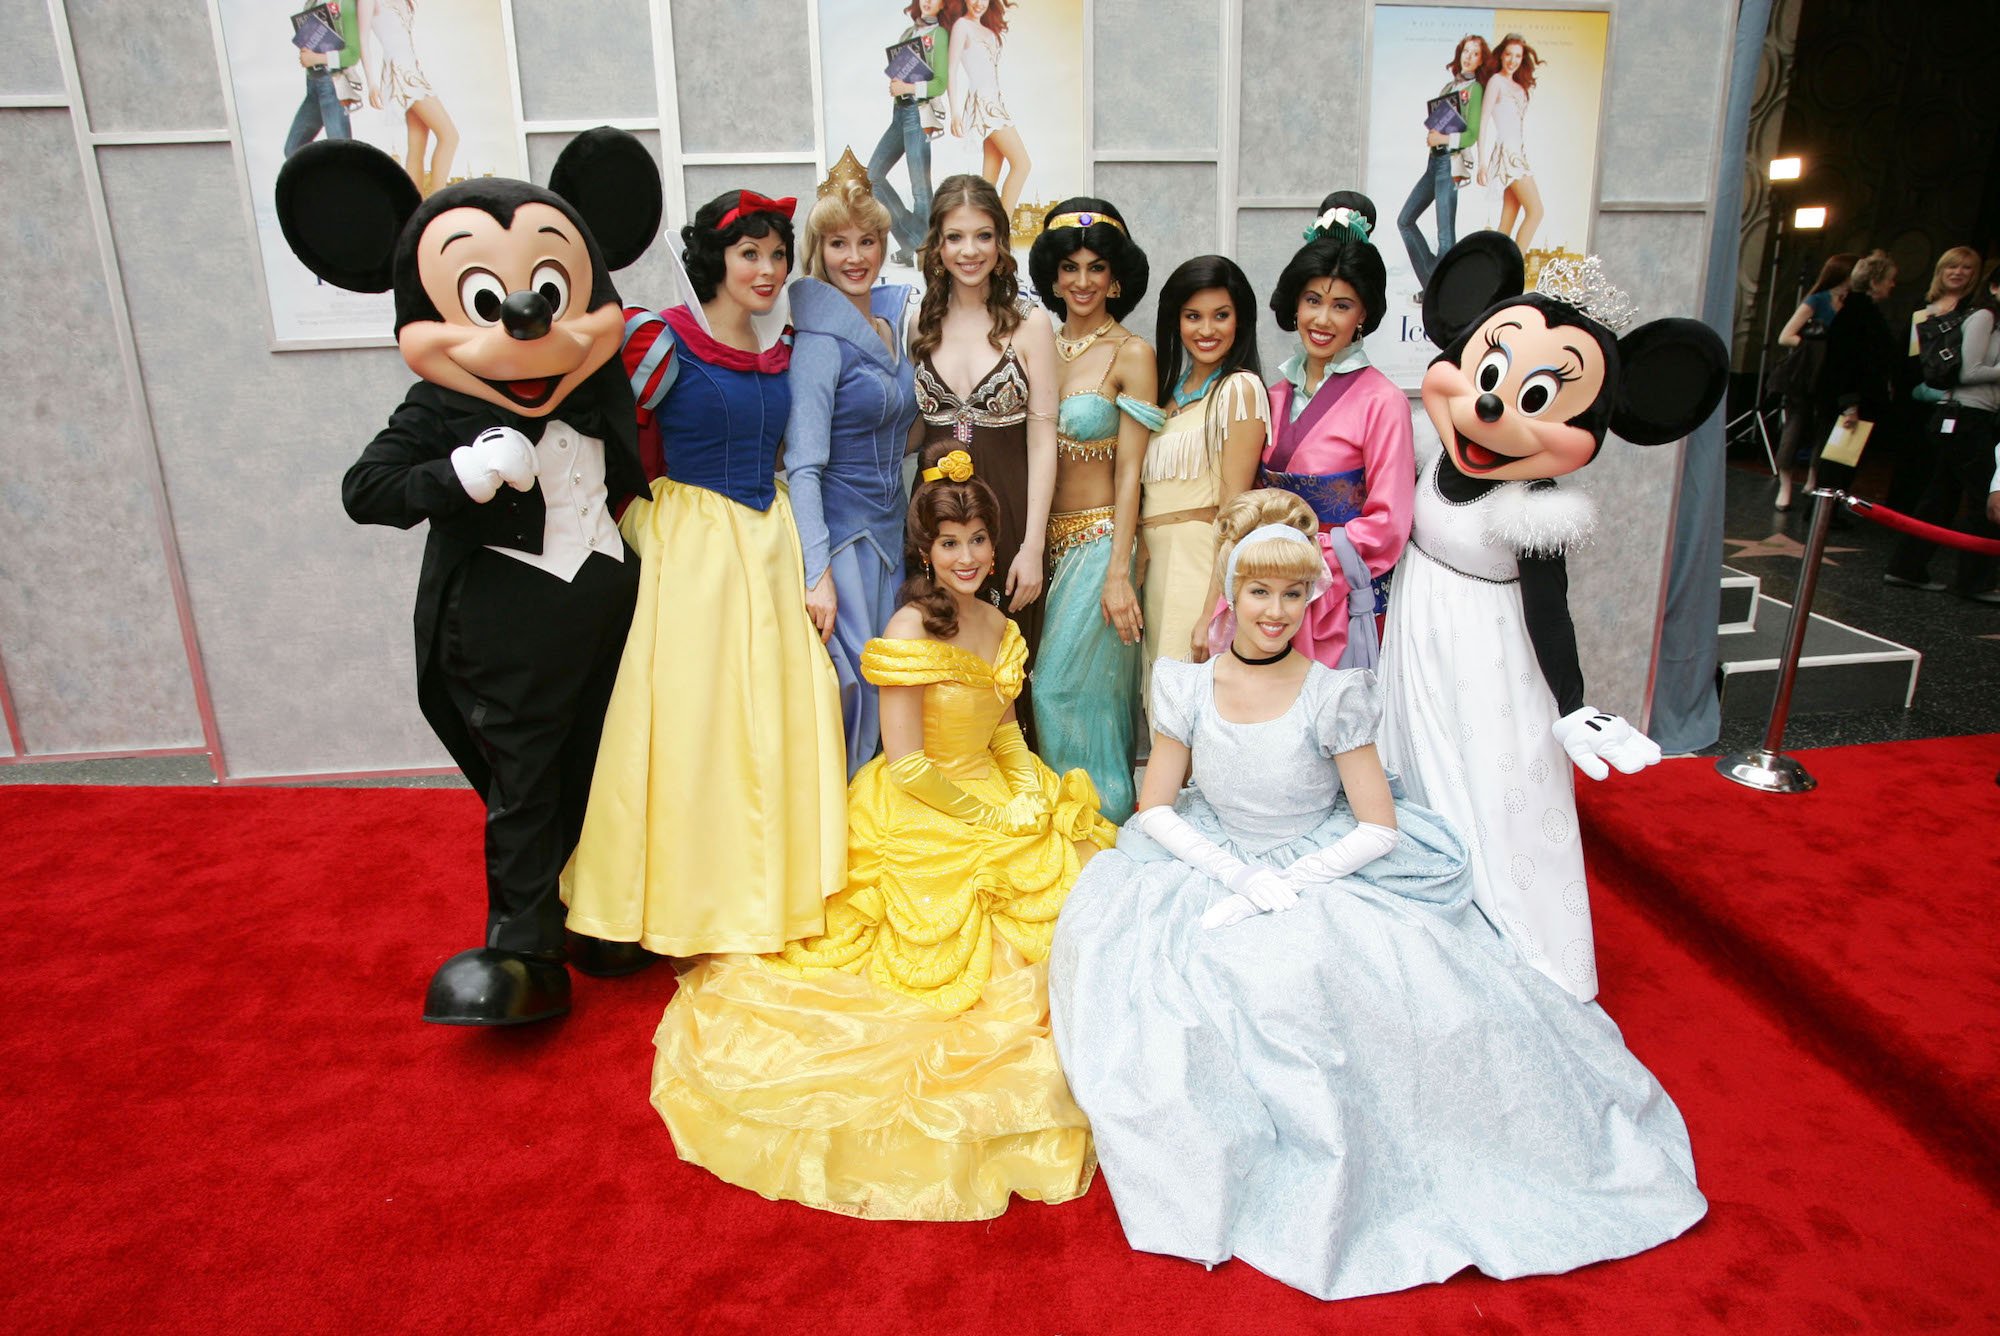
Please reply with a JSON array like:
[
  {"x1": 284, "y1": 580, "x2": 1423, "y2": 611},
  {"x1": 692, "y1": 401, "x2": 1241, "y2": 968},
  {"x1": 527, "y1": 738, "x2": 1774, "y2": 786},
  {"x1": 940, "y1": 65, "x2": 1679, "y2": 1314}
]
[{"x1": 716, "y1": 191, "x2": 797, "y2": 229}]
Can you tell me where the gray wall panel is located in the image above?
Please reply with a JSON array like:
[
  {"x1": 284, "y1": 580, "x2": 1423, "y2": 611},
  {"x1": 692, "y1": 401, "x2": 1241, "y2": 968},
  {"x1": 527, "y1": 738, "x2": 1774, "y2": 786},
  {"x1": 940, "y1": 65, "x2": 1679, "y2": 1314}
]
[
  {"x1": 512, "y1": 0, "x2": 655, "y2": 123},
  {"x1": 1, "y1": 0, "x2": 65, "y2": 95},
  {"x1": 684, "y1": 162, "x2": 818, "y2": 218},
  {"x1": 0, "y1": 111, "x2": 199, "y2": 754},
  {"x1": 1599, "y1": 0, "x2": 1733, "y2": 205},
  {"x1": 97, "y1": 143, "x2": 444, "y2": 776},
  {"x1": 66, "y1": 0, "x2": 227, "y2": 133},
  {"x1": 670, "y1": 0, "x2": 813, "y2": 154},
  {"x1": 1239, "y1": 0, "x2": 1362, "y2": 199},
  {"x1": 1093, "y1": 0, "x2": 1218, "y2": 154},
  {"x1": 1095, "y1": 161, "x2": 1218, "y2": 348},
  {"x1": 1235, "y1": 205, "x2": 1312, "y2": 370}
]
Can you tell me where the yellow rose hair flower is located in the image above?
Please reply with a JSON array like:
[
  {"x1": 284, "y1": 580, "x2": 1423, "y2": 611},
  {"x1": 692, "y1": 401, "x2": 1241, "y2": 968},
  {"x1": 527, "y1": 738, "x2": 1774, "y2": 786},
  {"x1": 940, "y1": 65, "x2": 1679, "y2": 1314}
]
[{"x1": 921, "y1": 450, "x2": 975, "y2": 484}]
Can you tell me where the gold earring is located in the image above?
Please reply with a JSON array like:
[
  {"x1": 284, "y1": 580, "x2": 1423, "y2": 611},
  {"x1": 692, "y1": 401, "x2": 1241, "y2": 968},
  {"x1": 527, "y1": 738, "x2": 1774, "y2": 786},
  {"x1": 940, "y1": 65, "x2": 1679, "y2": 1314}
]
[{"x1": 1111, "y1": 282, "x2": 1122, "y2": 299}]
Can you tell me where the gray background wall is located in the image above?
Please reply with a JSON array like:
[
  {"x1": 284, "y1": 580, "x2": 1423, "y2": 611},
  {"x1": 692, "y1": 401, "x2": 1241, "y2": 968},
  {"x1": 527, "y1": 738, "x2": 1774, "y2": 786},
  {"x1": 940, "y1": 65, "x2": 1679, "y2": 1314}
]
[{"x1": 0, "y1": 0, "x2": 1736, "y2": 780}]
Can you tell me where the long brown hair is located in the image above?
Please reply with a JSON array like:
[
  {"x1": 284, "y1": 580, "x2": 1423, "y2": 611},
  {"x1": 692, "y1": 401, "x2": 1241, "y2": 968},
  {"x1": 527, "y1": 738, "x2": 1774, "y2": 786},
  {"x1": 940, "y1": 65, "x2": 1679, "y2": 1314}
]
[
  {"x1": 899, "y1": 442, "x2": 1003, "y2": 639},
  {"x1": 1493, "y1": 33, "x2": 1540, "y2": 92},
  {"x1": 913, "y1": 174, "x2": 1023, "y2": 361}
]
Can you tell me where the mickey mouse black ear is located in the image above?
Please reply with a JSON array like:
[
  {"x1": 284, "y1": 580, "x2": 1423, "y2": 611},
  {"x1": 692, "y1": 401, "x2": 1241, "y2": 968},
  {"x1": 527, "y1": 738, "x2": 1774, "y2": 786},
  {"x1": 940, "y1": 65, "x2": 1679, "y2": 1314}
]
[
  {"x1": 273, "y1": 139, "x2": 421, "y2": 293},
  {"x1": 1611, "y1": 317, "x2": 1729, "y2": 445},
  {"x1": 1421, "y1": 233, "x2": 1525, "y2": 348},
  {"x1": 549, "y1": 128, "x2": 662, "y2": 272}
]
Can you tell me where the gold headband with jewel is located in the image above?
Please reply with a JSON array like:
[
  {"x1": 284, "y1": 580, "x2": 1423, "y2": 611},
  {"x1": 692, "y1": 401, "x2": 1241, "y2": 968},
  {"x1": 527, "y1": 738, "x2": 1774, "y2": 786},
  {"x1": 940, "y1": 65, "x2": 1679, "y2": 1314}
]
[
  {"x1": 817, "y1": 146, "x2": 872, "y2": 198},
  {"x1": 1047, "y1": 210, "x2": 1125, "y2": 235},
  {"x1": 921, "y1": 450, "x2": 975, "y2": 484}
]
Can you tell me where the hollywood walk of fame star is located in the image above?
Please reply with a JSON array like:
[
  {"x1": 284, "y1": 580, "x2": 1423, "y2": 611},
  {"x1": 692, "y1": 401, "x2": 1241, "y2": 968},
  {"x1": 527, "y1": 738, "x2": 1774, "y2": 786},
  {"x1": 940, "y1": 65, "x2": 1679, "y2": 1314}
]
[{"x1": 1724, "y1": 532, "x2": 1862, "y2": 564}]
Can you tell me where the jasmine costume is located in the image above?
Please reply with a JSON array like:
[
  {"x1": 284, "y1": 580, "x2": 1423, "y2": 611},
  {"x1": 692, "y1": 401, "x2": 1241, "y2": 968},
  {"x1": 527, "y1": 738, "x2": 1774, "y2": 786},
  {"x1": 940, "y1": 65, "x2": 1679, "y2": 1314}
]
[
  {"x1": 1032, "y1": 344, "x2": 1163, "y2": 822},
  {"x1": 786, "y1": 276, "x2": 920, "y2": 775},
  {"x1": 1050, "y1": 641, "x2": 1706, "y2": 1298}
]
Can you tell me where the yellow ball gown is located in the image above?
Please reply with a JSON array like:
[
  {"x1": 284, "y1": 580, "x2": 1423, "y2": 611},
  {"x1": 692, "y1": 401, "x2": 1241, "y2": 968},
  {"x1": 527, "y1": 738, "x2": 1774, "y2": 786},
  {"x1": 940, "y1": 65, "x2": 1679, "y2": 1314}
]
[{"x1": 651, "y1": 620, "x2": 1118, "y2": 1221}]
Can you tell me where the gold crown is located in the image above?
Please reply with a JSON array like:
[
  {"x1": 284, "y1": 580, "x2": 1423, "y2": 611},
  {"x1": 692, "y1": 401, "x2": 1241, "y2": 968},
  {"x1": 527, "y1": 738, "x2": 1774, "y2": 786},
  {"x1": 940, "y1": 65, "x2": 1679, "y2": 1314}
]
[{"x1": 818, "y1": 147, "x2": 872, "y2": 199}]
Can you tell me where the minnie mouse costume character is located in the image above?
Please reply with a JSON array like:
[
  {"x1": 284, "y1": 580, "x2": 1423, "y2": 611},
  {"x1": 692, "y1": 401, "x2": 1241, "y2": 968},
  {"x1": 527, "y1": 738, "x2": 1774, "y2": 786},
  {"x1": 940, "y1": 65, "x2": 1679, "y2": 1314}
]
[
  {"x1": 1378, "y1": 234, "x2": 1726, "y2": 1001},
  {"x1": 274, "y1": 128, "x2": 663, "y2": 1025}
]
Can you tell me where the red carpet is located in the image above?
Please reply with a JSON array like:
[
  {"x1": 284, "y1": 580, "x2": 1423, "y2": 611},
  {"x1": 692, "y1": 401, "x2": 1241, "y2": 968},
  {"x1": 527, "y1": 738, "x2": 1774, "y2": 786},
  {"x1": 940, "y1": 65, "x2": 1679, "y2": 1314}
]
[
  {"x1": 5, "y1": 753, "x2": 2000, "y2": 1332},
  {"x1": 1580, "y1": 733, "x2": 2000, "y2": 1192}
]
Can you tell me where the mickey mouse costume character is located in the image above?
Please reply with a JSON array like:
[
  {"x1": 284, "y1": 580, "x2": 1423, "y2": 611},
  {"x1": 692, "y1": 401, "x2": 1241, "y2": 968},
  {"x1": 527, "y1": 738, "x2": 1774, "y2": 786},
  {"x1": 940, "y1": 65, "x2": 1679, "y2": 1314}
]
[
  {"x1": 1378, "y1": 234, "x2": 1727, "y2": 1001},
  {"x1": 274, "y1": 128, "x2": 663, "y2": 1025}
]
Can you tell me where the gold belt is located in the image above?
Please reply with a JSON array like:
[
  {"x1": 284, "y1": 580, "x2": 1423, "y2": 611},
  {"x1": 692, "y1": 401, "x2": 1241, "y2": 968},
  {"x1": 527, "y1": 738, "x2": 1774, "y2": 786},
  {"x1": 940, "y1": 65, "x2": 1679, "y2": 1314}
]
[
  {"x1": 1140, "y1": 505, "x2": 1218, "y2": 530},
  {"x1": 1058, "y1": 433, "x2": 1118, "y2": 463},
  {"x1": 1047, "y1": 506, "x2": 1116, "y2": 563}
]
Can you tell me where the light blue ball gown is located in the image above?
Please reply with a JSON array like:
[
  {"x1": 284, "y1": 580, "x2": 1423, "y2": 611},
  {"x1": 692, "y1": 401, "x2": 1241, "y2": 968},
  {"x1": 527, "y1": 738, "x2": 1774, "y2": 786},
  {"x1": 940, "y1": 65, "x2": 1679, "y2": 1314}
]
[{"x1": 1048, "y1": 657, "x2": 1705, "y2": 1300}]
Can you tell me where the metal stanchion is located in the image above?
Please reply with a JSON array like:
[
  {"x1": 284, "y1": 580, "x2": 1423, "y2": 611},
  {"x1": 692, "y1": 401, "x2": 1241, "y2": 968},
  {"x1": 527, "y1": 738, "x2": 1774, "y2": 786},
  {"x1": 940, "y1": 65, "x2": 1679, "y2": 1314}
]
[{"x1": 1716, "y1": 487, "x2": 1839, "y2": 793}]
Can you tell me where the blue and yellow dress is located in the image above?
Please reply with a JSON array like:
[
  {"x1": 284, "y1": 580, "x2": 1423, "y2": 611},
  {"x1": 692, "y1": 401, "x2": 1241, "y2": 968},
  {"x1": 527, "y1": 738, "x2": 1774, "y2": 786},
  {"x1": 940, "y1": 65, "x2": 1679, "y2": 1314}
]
[
  {"x1": 651, "y1": 622, "x2": 1117, "y2": 1220},
  {"x1": 1032, "y1": 378, "x2": 1162, "y2": 822},
  {"x1": 560, "y1": 305, "x2": 847, "y2": 957}
]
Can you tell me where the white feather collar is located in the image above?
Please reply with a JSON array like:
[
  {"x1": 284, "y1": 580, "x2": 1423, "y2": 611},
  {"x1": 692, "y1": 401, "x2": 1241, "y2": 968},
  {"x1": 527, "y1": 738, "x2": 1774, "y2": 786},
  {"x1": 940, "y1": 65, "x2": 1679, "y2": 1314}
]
[{"x1": 1481, "y1": 480, "x2": 1597, "y2": 556}]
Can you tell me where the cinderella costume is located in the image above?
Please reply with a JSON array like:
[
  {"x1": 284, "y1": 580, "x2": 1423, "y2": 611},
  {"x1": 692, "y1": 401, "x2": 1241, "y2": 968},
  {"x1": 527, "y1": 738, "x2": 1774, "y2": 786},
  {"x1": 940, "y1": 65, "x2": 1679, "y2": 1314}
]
[{"x1": 1049, "y1": 563, "x2": 1705, "y2": 1298}]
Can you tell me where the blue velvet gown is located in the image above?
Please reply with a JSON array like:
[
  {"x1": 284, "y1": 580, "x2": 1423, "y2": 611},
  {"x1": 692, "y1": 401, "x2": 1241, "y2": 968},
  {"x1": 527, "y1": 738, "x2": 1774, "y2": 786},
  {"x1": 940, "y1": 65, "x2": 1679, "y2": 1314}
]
[{"x1": 785, "y1": 278, "x2": 919, "y2": 776}]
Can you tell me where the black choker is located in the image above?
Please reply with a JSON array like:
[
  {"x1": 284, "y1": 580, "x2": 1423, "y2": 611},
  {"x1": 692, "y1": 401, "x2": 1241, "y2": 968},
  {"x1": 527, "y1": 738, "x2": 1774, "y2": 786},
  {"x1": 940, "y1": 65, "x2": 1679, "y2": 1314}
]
[{"x1": 1231, "y1": 644, "x2": 1291, "y2": 666}]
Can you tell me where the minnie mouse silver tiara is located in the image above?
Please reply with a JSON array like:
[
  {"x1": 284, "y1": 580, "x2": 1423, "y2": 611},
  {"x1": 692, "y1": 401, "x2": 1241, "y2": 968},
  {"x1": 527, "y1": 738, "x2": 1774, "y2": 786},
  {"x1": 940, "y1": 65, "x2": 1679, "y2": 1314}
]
[{"x1": 1533, "y1": 255, "x2": 1638, "y2": 333}]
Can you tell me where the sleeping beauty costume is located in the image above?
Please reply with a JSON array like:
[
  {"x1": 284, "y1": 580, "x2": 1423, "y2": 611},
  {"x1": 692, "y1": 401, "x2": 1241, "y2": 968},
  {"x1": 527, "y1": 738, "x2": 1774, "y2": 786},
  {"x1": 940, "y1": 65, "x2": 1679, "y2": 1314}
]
[
  {"x1": 651, "y1": 616, "x2": 1118, "y2": 1220},
  {"x1": 560, "y1": 302, "x2": 847, "y2": 956}
]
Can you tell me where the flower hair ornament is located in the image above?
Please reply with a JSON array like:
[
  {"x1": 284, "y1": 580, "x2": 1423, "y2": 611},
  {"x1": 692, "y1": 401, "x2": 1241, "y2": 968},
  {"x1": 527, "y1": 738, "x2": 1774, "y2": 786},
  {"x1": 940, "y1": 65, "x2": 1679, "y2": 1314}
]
[
  {"x1": 1303, "y1": 205, "x2": 1371, "y2": 245},
  {"x1": 921, "y1": 449, "x2": 976, "y2": 484}
]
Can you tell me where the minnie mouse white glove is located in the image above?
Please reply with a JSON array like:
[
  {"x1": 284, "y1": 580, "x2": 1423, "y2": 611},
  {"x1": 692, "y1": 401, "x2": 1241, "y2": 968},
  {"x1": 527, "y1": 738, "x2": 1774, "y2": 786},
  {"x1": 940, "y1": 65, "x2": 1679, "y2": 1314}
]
[
  {"x1": 451, "y1": 426, "x2": 538, "y2": 502},
  {"x1": 1551, "y1": 706, "x2": 1662, "y2": 781}
]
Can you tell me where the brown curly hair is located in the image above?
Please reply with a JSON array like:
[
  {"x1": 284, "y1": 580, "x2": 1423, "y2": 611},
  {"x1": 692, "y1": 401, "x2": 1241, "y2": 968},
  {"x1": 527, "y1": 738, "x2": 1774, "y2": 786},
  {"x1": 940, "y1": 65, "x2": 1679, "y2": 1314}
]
[
  {"x1": 912, "y1": 174, "x2": 1023, "y2": 361},
  {"x1": 899, "y1": 441, "x2": 1003, "y2": 639}
]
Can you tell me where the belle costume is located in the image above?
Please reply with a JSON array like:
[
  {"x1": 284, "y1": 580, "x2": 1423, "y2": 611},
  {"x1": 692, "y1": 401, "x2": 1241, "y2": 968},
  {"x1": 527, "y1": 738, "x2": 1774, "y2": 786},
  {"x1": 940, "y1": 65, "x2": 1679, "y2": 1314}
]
[{"x1": 651, "y1": 614, "x2": 1117, "y2": 1220}]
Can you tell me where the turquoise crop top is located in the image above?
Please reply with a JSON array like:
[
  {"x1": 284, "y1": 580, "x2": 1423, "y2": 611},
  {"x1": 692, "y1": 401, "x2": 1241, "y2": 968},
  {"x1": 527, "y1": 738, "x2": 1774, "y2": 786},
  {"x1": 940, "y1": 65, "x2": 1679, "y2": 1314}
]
[{"x1": 1058, "y1": 392, "x2": 1166, "y2": 460}]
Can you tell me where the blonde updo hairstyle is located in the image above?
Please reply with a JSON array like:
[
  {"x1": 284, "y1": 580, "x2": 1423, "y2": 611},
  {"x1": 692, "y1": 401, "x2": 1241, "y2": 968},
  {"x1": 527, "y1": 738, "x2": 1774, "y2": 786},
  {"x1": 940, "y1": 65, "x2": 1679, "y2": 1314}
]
[
  {"x1": 1213, "y1": 488, "x2": 1323, "y2": 601},
  {"x1": 802, "y1": 178, "x2": 893, "y2": 282}
]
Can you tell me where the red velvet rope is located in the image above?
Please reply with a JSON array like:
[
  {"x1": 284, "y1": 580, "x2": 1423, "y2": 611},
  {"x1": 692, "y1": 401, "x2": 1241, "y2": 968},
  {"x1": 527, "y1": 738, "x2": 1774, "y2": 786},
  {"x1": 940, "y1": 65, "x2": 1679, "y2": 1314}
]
[{"x1": 1842, "y1": 497, "x2": 2000, "y2": 556}]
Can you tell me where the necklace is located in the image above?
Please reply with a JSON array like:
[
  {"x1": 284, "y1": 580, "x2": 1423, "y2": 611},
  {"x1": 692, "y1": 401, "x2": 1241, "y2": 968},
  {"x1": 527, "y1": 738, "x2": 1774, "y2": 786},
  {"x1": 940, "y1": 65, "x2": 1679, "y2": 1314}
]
[
  {"x1": 1230, "y1": 644, "x2": 1292, "y2": 666},
  {"x1": 1055, "y1": 317, "x2": 1115, "y2": 363},
  {"x1": 1173, "y1": 366, "x2": 1221, "y2": 408}
]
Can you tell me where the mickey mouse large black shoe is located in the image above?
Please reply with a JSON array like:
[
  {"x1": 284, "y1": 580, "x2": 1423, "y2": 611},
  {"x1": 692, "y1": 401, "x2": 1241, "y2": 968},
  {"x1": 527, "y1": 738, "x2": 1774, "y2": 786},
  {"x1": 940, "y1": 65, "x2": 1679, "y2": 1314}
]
[
  {"x1": 564, "y1": 930, "x2": 656, "y2": 978},
  {"x1": 422, "y1": 948, "x2": 572, "y2": 1026}
]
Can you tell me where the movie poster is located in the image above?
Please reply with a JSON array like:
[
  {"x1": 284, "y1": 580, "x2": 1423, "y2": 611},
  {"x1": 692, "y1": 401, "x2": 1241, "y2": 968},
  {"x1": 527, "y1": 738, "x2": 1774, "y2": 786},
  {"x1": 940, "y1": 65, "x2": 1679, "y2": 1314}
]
[
  {"x1": 1363, "y1": 6, "x2": 1609, "y2": 388},
  {"x1": 216, "y1": 0, "x2": 525, "y2": 344},
  {"x1": 815, "y1": 0, "x2": 1087, "y2": 274}
]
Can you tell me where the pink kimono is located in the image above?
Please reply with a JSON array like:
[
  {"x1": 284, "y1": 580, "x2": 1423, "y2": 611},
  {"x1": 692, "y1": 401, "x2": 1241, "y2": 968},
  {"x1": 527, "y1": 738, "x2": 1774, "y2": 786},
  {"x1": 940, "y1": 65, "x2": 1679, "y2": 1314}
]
[{"x1": 1261, "y1": 364, "x2": 1414, "y2": 668}]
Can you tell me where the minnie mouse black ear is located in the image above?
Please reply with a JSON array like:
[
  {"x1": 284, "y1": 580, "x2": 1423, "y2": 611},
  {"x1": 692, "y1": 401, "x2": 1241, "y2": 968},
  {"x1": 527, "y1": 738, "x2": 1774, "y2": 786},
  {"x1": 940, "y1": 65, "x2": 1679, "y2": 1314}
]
[
  {"x1": 274, "y1": 139, "x2": 421, "y2": 293},
  {"x1": 1610, "y1": 317, "x2": 1729, "y2": 445},
  {"x1": 548, "y1": 128, "x2": 662, "y2": 272},
  {"x1": 1421, "y1": 233, "x2": 1525, "y2": 348}
]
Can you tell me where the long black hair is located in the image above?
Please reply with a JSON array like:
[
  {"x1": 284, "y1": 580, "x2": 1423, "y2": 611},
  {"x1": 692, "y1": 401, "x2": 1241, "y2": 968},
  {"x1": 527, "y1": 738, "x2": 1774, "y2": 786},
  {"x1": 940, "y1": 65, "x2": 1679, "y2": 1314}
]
[
  {"x1": 1154, "y1": 254, "x2": 1262, "y2": 408},
  {"x1": 682, "y1": 190, "x2": 794, "y2": 303}
]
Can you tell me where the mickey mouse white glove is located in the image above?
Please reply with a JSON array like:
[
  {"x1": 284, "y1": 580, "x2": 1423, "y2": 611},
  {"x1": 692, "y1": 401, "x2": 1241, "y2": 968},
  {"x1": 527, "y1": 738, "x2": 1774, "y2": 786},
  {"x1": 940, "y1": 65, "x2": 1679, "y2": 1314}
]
[
  {"x1": 451, "y1": 426, "x2": 538, "y2": 503},
  {"x1": 1551, "y1": 706, "x2": 1662, "y2": 781}
]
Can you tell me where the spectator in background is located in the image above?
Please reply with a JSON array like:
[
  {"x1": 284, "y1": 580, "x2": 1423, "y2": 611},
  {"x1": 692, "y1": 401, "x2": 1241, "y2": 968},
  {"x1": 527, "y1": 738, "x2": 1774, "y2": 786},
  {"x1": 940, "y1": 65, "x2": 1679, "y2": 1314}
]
[
  {"x1": 1885, "y1": 260, "x2": 2000, "y2": 602},
  {"x1": 1772, "y1": 252, "x2": 1856, "y2": 510},
  {"x1": 1816, "y1": 249, "x2": 1898, "y2": 503},
  {"x1": 1893, "y1": 246, "x2": 1984, "y2": 510}
]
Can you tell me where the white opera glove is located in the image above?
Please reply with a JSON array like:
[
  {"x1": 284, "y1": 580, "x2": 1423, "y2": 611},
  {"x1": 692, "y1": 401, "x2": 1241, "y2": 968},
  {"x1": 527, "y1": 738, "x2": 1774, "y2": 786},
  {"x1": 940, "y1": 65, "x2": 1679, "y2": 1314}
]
[
  {"x1": 1133, "y1": 807, "x2": 1298, "y2": 929},
  {"x1": 450, "y1": 426, "x2": 538, "y2": 502},
  {"x1": 1551, "y1": 706, "x2": 1663, "y2": 781},
  {"x1": 1283, "y1": 821, "x2": 1400, "y2": 889}
]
